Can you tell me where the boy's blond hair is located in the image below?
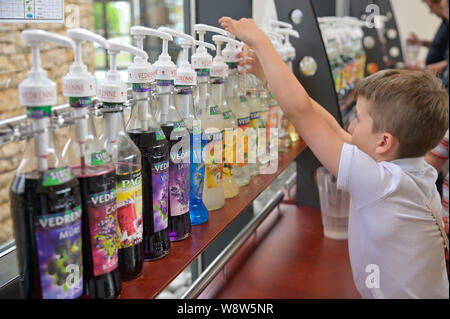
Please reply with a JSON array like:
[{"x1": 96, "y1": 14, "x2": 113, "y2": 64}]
[{"x1": 355, "y1": 69, "x2": 449, "y2": 158}]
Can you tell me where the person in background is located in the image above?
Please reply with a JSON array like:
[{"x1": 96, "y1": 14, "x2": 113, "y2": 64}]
[{"x1": 407, "y1": 0, "x2": 449, "y2": 74}]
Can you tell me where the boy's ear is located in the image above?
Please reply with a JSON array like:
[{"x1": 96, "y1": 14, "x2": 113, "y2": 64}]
[{"x1": 375, "y1": 132, "x2": 397, "y2": 156}]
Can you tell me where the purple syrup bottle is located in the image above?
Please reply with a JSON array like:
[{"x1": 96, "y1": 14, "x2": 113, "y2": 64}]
[
  {"x1": 61, "y1": 97, "x2": 121, "y2": 299},
  {"x1": 127, "y1": 82, "x2": 171, "y2": 260},
  {"x1": 156, "y1": 79, "x2": 191, "y2": 242},
  {"x1": 10, "y1": 109, "x2": 83, "y2": 299}
]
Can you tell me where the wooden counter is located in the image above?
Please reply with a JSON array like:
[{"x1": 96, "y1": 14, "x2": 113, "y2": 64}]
[{"x1": 120, "y1": 141, "x2": 307, "y2": 299}]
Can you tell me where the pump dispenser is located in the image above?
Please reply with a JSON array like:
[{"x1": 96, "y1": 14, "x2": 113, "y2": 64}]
[
  {"x1": 126, "y1": 26, "x2": 171, "y2": 260},
  {"x1": 211, "y1": 35, "x2": 240, "y2": 199},
  {"x1": 192, "y1": 25, "x2": 227, "y2": 211},
  {"x1": 96, "y1": 40, "x2": 146, "y2": 281},
  {"x1": 11, "y1": 30, "x2": 84, "y2": 299}
]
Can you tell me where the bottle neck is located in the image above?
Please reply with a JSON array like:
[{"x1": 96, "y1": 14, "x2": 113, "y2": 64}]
[
  {"x1": 210, "y1": 78, "x2": 225, "y2": 107},
  {"x1": 177, "y1": 86, "x2": 195, "y2": 130}
]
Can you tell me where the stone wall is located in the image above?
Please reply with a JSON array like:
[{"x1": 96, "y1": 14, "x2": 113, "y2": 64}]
[{"x1": 0, "y1": 0, "x2": 95, "y2": 245}]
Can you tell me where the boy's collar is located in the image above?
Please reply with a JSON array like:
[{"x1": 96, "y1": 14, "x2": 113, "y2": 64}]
[{"x1": 389, "y1": 157, "x2": 425, "y2": 172}]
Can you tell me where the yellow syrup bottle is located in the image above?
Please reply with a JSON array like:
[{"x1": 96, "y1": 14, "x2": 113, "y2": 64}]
[{"x1": 210, "y1": 35, "x2": 239, "y2": 199}]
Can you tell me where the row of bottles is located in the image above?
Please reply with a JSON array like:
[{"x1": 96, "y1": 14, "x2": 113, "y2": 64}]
[
  {"x1": 318, "y1": 17, "x2": 367, "y2": 100},
  {"x1": 9, "y1": 22, "x2": 300, "y2": 299}
]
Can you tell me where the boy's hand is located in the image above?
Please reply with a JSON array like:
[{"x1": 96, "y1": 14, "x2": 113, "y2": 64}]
[
  {"x1": 239, "y1": 45, "x2": 265, "y2": 81},
  {"x1": 219, "y1": 17, "x2": 269, "y2": 50}
]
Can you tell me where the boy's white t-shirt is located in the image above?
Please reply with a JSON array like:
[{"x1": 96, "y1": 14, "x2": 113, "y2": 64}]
[{"x1": 337, "y1": 143, "x2": 449, "y2": 299}]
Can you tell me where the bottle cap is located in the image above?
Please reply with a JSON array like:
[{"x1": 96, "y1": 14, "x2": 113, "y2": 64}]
[
  {"x1": 276, "y1": 28, "x2": 299, "y2": 61},
  {"x1": 19, "y1": 29, "x2": 74, "y2": 108}
]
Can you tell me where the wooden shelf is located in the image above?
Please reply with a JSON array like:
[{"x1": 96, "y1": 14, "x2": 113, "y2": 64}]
[{"x1": 120, "y1": 141, "x2": 306, "y2": 299}]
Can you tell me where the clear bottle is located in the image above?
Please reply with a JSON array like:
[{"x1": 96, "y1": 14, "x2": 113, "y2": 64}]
[
  {"x1": 155, "y1": 80, "x2": 191, "y2": 241},
  {"x1": 267, "y1": 90, "x2": 281, "y2": 159},
  {"x1": 101, "y1": 102, "x2": 144, "y2": 281},
  {"x1": 258, "y1": 87, "x2": 271, "y2": 171},
  {"x1": 227, "y1": 66, "x2": 250, "y2": 186},
  {"x1": 201, "y1": 77, "x2": 225, "y2": 211},
  {"x1": 248, "y1": 87, "x2": 260, "y2": 177},
  {"x1": 218, "y1": 79, "x2": 239, "y2": 199}
]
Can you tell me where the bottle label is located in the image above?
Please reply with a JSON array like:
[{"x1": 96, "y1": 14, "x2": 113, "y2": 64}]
[
  {"x1": 223, "y1": 110, "x2": 232, "y2": 120},
  {"x1": 250, "y1": 111, "x2": 260, "y2": 127},
  {"x1": 169, "y1": 154, "x2": 190, "y2": 217},
  {"x1": 132, "y1": 83, "x2": 152, "y2": 93},
  {"x1": 34, "y1": 206, "x2": 83, "y2": 299},
  {"x1": 205, "y1": 129, "x2": 223, "y2": 189},
  {"x1": 116, "y1": 170, "x2": 143, "y2": 249},
  {"x1": 26, "y1": 106, "x2": 52, "y2": 119},
  {"x1": 87, "y1": 188, "x2": 119, "y2": 277},
  {"x1": 237, "y1": 117, "x2": 250, "y2": 167},
  {"x1": 209, "y1": 105, "x2": 221, "y2": 116},
  {"x1": 173, "y1": 120, "x2": 186, "y2": 132},
  {"x1": 42, "y1": 167, "x2": 75, "y2": 187},
  {"x1": 223, "y1": 128, "x2": 236, "y2": 177},
  {"x1": 239, "y1": 95, "x2": 248, "y2": 103},
  {"x1": 155, "y1": 129, "x2": 166, "y2": 141},
  {"x1": 259, "y1": 110, "x2": 268, "y2": 129},
  {"x1": 69, "y1": 97, "x2": 92, "y2": 108},
  {"x1": 152, "y1": 160, "x2": 169, "y2": 232},
  {"x1": 190, "y1": 133, "x2": 205, "y2": 200},
  {"x1": 91, "y1": 150, "x2": 111, "y2": 166}
]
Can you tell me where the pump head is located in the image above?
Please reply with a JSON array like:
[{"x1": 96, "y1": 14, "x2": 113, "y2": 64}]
[
  {"x1": 275, "y1": 28, "x2": 299, "y2": 61},
  {"x1": 20, "y1": 30, "x2": 74, "y2": 107},
  {"x1": 97, "y1": 40, "x2": 148, "y2": 103},
  {"x1": 211, "y1": 35, "x2": 241, "y2": 78},
  {"x1": 63, "y1": 28, "x2": 107, "y2": 98},
  {"x1": 192, "y1": 24, "x2": 226, "y2": 70}
]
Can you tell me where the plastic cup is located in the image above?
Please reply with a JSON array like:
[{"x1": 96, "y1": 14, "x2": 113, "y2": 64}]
[{"x1": 317, "y1": 167, "x2": 350, "y2": 240}]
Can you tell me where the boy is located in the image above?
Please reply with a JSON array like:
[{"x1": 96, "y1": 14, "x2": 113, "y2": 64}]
[{"x1": 219, "y1": 17, "x2": 449, "y2": 298}]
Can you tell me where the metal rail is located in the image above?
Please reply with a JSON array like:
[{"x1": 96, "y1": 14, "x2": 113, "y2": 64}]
[{"x1": 181, "y1": 189, "x2": 285, "y2": 299}]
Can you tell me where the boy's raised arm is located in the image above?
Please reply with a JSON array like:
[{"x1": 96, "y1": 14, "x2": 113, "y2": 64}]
[{"x1": 219, "y1": 17, "x2": 345, "y2": 177}]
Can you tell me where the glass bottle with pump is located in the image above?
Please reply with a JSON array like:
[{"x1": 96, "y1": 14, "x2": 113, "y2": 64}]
[
  {"x1": 171, "y1": 33, "x2": 209, "y2": 225},
  {"x1": 211, "y1": 35, "x2": 240, "y2": 199},
  {"x1": 156, "y1": 27, "x2": 192, "y2": 241},
  {"x1": 61, "y1": 32, "x2": 121, "y2": 299},
  {"x1": 127, "y1": 26, "x2": 171, "y2": 259},
  {"x1": 192, "y1": 24, "x2": 226, "y2": 211},
  {"x1": 99, "y1": 41, "x2": 147, "y2": 281},
  {"x1": 10, "y1": 30, "x2": 84, "y2": 299}
]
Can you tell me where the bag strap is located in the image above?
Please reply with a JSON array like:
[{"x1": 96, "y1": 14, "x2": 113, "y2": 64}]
[{"x1": 410, "y1": 176, "x2": 449, "y2": 253}]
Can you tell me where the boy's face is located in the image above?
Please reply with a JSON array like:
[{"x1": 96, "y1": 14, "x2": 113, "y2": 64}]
[{"x1": 348, "y1": 97, "x2": 390, "y2": 161}]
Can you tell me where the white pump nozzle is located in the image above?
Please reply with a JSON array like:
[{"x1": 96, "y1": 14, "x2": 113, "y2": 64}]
[
  {"x1": 276, "y1": 28, "x2": 299, "y2": 61},
  {"x1": 269, "y1": 19, "x2": 293, "y2": 30},
  {"x1": 211, "y1": 35, "x2": 241, "y2": 78},
  {"x1": 20, "y1": 29, "x2": 74, "y2": 107},
  {"x1": 192, "y1": 24, "x2": 225, "y2": 70},
  {"x1": 157, "y1": 27, "x2": 197, "y2": 86},
  {"x1": 63, "y1": 28, "x2": 107, "y2": 98},
  {"x1": 20, "y1": 30, "x2": 74, "y2": 172},
  {"x1": 97, "y1": 40, "x2": 148, "y2": 103}
]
